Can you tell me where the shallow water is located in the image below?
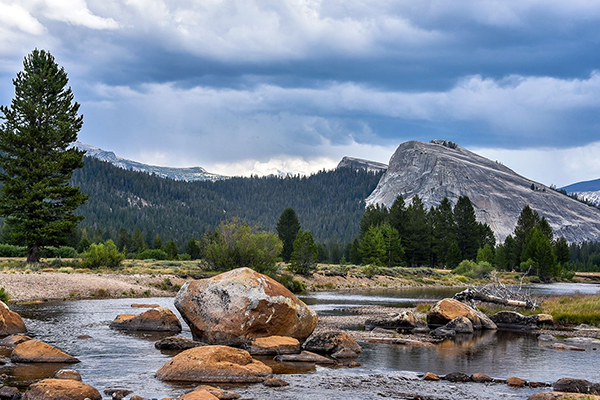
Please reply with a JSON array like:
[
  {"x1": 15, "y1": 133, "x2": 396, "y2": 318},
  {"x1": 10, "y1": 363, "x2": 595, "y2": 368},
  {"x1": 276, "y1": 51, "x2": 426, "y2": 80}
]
[{"x1": 1, "y1": 283, "x2": 599, "y2": 398}]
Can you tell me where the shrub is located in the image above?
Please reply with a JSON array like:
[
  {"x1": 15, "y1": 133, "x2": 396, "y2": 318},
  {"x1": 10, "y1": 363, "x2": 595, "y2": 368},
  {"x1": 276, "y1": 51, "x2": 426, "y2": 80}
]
[
  {"x1": 203, "y1": 219, "x2": 282, "y2": 273},
  {"x1": 137, "y1": 248, "x2": 169, "y2": 260},
  {"x1": 273, "y1": 274, "x2": 306, "y2": 293},
  {"x1": 452, "y1": 260, "x2": 493, "y2": 279},
  {"x1": 40, "y1": 246, "x2": 79, "y2": 258},
  {"x1": 81, "y1": 240, "x2": 125, "y2": 269},
  {"x1": 0, "y1": 287, "x2": 10, "y2": 303},
  {"x1": 289, "y1": 230, "x2": 318, "y2": 275},
  {"x1": 0, "y1": 244, "x2": 27, "y2": 257}
]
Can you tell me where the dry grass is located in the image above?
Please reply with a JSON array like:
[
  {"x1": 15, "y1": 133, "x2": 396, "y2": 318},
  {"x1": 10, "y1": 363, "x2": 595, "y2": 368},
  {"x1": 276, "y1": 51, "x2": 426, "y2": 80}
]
[{"x1": 539, "y1": 294, "x2": 600, "y2": 327}]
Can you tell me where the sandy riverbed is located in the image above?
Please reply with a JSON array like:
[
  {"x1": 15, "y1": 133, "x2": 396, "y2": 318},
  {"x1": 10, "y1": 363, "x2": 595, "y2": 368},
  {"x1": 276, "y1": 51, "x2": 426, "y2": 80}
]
[{"x1": 0, "y1": 271, "x2": 191, "y2": 302}]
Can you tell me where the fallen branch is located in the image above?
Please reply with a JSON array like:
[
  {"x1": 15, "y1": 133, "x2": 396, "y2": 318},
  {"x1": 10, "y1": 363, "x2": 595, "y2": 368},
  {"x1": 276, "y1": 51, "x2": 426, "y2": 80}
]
[{"x1": 453, "y1": 270, "x2": 538, "y2": 310}]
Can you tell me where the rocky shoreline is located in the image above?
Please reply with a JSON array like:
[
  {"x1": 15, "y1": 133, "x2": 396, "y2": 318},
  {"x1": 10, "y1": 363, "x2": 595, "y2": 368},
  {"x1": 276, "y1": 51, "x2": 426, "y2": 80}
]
[{"x1": 2, "y1": 270, "x2": 600, "y2": 400}]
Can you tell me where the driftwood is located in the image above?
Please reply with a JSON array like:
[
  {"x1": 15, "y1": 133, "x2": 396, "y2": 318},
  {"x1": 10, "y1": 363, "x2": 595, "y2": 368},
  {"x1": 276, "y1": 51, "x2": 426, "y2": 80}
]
[{"x1": 453, "y1": 269, "x2": 538, "y2": 310}]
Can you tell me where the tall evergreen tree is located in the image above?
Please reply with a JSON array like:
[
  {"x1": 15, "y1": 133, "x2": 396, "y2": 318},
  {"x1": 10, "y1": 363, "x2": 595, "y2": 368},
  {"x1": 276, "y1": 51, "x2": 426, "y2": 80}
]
[
  {"x1": 116, "y1": 228, "x2": 131, "y2": 252},
  {"x1": 388, "y1": 195, "x2": 407, "y2": 241},
  {"x1": 431, "y1": 198, "x2": 456, "y2": 266},
  {"x1": 380, "y1": 223, "x2": 404, "y2": 267},
  {"x1": 187, "y1": 237, "x2": 202, "y2": 260},
  {"x1": 289, "y1": 230, "x2": 318, "y2": 275},
  {"x1": 0, "y1": 49, "x2": 88, "y2": 263},
  {"x1": 405, "y1": 195, "x2": 430, "y2": 267},
  {"x1": 276, "y1": 207, "x2": 301, "y2": 262},
  {"x1": 454, "y1": 196, "x2": 479, "y2": 261},
  {"x1": 359, "y1": 225, "x2": 386, "y2": 266},
  {"x1": 554, "y1": 237, "x2": 570, "y2": 265},
  {"x1": 360, "y1": 204, "x2": 389, "y2": 237}
]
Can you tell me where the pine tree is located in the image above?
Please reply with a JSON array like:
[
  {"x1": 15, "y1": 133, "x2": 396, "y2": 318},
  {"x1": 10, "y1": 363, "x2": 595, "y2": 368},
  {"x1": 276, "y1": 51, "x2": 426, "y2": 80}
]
[
  {"x1": 152, "y1": 234, "x2": 163, "y2": 250},
  {"x1": 187, "y1": 237, "x2": 202, "y2": 260},
  {"x1": 0, "y1": 49, "x2": 88, "y2": 263},
  {"x1": 388, "y1": 195, "x2": 407, "y2": 241},
  {"x1": 276, "y1": 207, "x2": 301, "y2": 262},
  {"x1": 360, "y1": 204, "x2": 389, "y2": 237},
  {"x1": 165, "y1": 240, "x2": 178, "y2": 259},
  {"x1": 359, "y1": 225, "x2": 386, "y2": 266},
  {"x1": 454, "y1": 196, "x2": 479, "y2": 261},
  {"x1": 116, "y1": 228, "x2": 131, "y2": 252},
  {"x1": 289, "y1": 230, "x2": 318, "y2": 275},
  {"x1": 553, "y1": 237, "x2": 570, "y2": 265},
  {"x1": 404, "y1": 195, "x2": 430, "y2": 267},
  {"x1": 380, "y1": 223, "x2": 404, "y2": 267},
  {"x1": 431, "y1": 198, "x2": 456, "y2": 266}
]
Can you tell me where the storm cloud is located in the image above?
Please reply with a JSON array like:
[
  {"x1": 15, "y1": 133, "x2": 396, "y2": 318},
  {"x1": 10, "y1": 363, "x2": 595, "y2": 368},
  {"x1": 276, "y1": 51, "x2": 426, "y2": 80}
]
[{"x1": 1, "y1": 0, "x2": 600, "y2": 185}]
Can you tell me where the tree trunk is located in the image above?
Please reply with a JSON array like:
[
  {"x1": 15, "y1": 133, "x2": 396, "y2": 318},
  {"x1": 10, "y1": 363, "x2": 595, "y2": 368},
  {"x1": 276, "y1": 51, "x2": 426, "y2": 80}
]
[{"x1": 27, "y1": 245, "x2": 40, "y2": 264}]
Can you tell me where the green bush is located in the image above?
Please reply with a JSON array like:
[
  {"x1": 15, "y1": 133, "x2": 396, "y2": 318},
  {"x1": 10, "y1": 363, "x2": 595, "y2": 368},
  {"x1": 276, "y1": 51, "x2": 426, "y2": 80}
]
[
  {"x1": 272, "y1": 274, "x2": 306, "y2": 293},
  {"x1": 137, "y1": 248, "x2": 169, "y2": 260},
  {"x1": 81, "y1": 240, "x2": 124, "y2": 269},
  {"x1": 204, "y1": 219, "x2": 282, "y2": 273},
  {"x1": 452, "y1": 260, "x2": 493, "y2": 279},
  {"x1": 0, "y1": 244, "x2": 27, "y2": 257},
  {"x1": 0, "y1": 287, "x2": 10, "y2": 303}
]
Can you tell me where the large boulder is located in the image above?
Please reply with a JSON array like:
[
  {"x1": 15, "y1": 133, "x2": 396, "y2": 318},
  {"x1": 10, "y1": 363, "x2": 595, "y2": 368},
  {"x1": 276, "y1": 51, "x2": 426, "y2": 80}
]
[
  {"x1": 0, "y1": 334, "x2": 31, "y2": 347},
  {"x1": 21, "y1": 379, "x2": 101, "y2": 400},
  {"x1": 0, "y1": 301, "x2": 27, "y2": 337},
  {"x1": 427, "y1": 298, "x2": 495, "y2": 330},
  {"x1": 156, "y1": 345, "x2": 272, "y2": 383},
  {"x1": 110, "y1": 307, "x2": 182, "y2": 332},
  {"x1": 303, "y1": 331, "x2": 362, "y2": 358},
  {"x1": 11, "y1": 339, "x2": 79, "y2": 363},
  {"x1": 174, "y1": 268, "x2": 318, "y2": 346},
  {"x1": 445, "y1": 316, "x2": 474, "y2": 334}
]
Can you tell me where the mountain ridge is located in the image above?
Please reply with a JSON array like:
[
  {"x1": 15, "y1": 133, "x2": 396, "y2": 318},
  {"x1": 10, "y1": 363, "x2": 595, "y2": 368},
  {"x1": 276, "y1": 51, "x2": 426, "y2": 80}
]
[{"x1": 72, "y1": 142, "x2": 225, "y2": 182}]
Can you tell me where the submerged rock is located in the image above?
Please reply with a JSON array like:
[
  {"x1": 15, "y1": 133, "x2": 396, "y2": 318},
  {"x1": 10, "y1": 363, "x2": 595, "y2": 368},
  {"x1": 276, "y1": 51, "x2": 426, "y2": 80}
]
[
  {"x1": 11, "y1": 339, "x2": 79, "y2": 363},
  {"x1": 0, "y1": 301, "x2": 27, "y2": 337},
  {"x1": 156, "y1": 345, "x2": 272, "y2": 383},
  {"x1": 490, "y1": 311, "x2": 553, "y2": 330},
  {"x1": 21, "y1": 378, "x2": 101, "y2": 400},
  {"x1": 564, "y1": 337, "x2": 600, "y2": 345},
  {"x1": 155, "y1": 336, "x2": 205, "y2": 351},
  {"x1": 174, "y1": 268, "x2": 317, "y2": 346},
  {"x1": 263, "y1": 378, "x2": 290, "y2": 387},
  {"x1": 274, "y1": 351, "x2": 335, "y2": 364},
  {"x1": 110, "y1": 307, "x2": 182, "y2": 332}
]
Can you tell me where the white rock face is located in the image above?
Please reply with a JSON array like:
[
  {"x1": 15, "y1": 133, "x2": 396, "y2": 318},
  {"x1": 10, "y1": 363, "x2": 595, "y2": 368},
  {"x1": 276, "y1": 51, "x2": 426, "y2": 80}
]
[
  {"x1": 72, "y1": 142, "x2": 225, "y2": 182},
  {"x1": 337, "y1": 156, "x2": 388, "y2": 173},
  {"x1": 366, "y1": 140, "x2": 600, "y2": 243}
]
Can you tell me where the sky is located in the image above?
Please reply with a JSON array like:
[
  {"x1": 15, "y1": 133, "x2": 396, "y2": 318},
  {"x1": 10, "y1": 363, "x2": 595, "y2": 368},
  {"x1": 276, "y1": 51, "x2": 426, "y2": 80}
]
[{"x1": 1, "y1": 1, "x2": 600, "y2": 186}]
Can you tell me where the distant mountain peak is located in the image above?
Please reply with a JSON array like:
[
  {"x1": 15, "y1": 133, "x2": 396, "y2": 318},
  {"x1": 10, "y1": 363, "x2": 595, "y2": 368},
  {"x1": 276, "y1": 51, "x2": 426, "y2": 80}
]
[
  {"x1": 337, "y1": 156, "x2": 387, "y2": 172},
  {"x1": 366, "y1": 140, "x2": 600, "y2": 243},
  {"x1": 72, "y1": 142, "x2": 226, "y2": 182}
]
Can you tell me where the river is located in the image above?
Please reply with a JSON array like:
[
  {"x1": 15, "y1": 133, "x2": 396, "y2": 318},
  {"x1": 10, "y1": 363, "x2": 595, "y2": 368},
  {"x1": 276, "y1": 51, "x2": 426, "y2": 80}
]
[{"x1": 1, "y1": 283, "x2": 599, "y2": 399}]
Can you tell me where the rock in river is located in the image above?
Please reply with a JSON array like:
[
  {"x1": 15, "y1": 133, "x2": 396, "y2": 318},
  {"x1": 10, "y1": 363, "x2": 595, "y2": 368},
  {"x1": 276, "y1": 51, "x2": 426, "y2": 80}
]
[
  {"x1": 156, "y1": 345, "x2": 272, "y2": 383},
  {"x1": 174, "y1": 267, "x2": 317, "y2": 346},
  {"x1": 0, "y1": 300, "x2": 27, "y2": 337},
  {"x1": 426, "y1": 298, "x2": 495, "y2": 330},
  {"x1": 11, "y1": 339, "x2": 79, "y2": 363},
  {"x1": 244, "y1": 335, "x2": 300, "y2": 355},
  {"x1": 303, "y1": 331, "x2": 362, "y2": 358},
  {"x1": 110, "y1": 307, "x2": 182, "y2": 332},
  {"x1": 21, "y1": 378, "x2": 101, "y2": 400},
  {"x1": 155, "y1": 336, "x2": 205, "y2": 351},
  {"x1": 553, "y1": 378, "x2": 600, "y2": 395}
]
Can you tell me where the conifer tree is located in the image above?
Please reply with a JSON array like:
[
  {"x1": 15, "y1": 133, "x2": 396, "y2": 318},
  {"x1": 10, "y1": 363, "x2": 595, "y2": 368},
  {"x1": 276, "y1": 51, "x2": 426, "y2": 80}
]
[
  {"x1": 0, "y1": 49, "x2": 88, "y2": 263},
  {"x1": 289, "y1": 230, "x2": 318, "y2": 274},
  {"x1": 405, "y1": 195, "x2": 430, "y2": 266},
  {"x1": 454, "y1": 196, "x2": 479, "y2": 261},
  {"x1": 187, "y1": 237, "x2": 202, "y2": 260},
  {"x1": 431, "y1": 198, "x2": 456, "y2": 266},
  {"x1": 276, "y1": 207, "x2": 301, "y2": 262}
]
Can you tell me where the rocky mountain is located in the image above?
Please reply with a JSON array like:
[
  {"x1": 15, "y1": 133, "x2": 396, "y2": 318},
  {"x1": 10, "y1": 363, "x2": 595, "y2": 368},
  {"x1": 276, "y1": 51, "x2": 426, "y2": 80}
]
[
  {"x1": 72, "y1": 142, "x2": 225, "y2": 182},
  {"x1": 337, "y1": 156, "x2": 388, "y2": 172},
  {"x1": 561, "y1": 178, "x2": 600, "y2": 207},
  {"x1": 366, "y1": 140, "x2": 600, "y2": 243}
]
